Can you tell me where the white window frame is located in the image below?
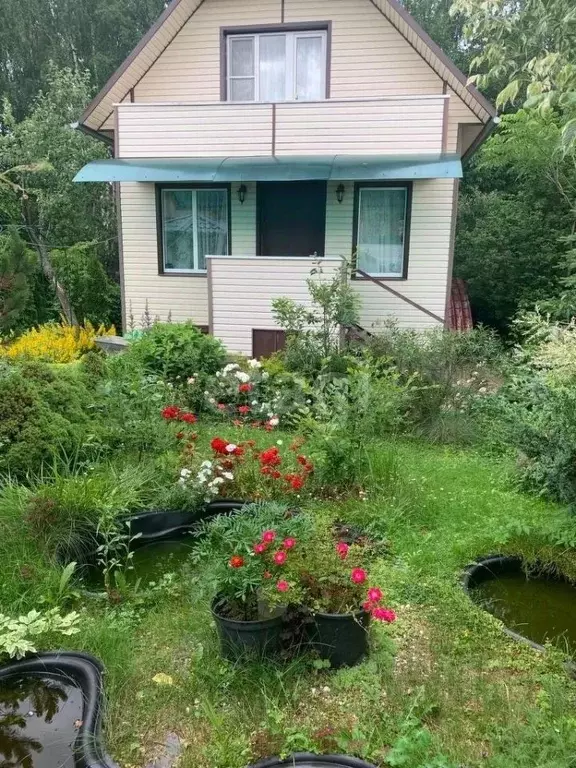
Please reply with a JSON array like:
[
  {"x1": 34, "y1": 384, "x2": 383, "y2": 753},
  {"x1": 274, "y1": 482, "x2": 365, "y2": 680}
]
[
  {"x1": 355, "y1": 185, "x2": 411, "y2": 280},
  {"x1": 160, "y1": 187, "x2": 229, "y2": 274},
  {"x1": 226, "y1": 30, "x2": 328, "y2": 103}
]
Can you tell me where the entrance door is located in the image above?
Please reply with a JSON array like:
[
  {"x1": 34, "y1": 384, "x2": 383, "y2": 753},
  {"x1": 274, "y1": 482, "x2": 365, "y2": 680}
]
[{"x1": 257, "y1": 181, "x2": 327, "y2": 256}]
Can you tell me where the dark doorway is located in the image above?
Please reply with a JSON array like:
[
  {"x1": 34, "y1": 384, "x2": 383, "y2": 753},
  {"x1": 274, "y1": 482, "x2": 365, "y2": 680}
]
[
  {"x1": 252, "y1": 329, "x2": 286, "y2": 359},
  {"x1": 257, "y1": 181, "x2": 327, "y2": 257}
]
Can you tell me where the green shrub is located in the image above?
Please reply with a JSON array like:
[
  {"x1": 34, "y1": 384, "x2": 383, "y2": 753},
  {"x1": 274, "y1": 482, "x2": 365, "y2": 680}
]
[
  {"x1": 126, "y1": 322, "x2": 226, "y2": 383},
  {"x1": 364, "y1": 324, "x2": 506, "y2": 441},
  {"x1": 0, "y1": 361, "x2": 96, "y2": 477}
]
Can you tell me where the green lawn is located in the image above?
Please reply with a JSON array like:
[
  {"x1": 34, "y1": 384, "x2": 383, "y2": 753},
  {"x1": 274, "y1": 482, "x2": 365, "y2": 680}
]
[{"x1": 2, "y1": 438, "x2": 576, "y2": 768}]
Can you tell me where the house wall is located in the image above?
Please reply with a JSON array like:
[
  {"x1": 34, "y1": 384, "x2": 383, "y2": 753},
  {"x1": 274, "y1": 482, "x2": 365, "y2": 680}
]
[
  {"x1": 325, "y1": 179, "x2": 453, "y2": 329},
  {"x1": 120, "y1": 178, "x2": 451, "y2": 333},
  {"x1": 209, "y1": 256, "x2": 343, "y2": 355},
  {"x1": 120, "y1": 181, "x2": 255, "y2": 326},
  {"x1": 131, "y1": 0, "x2": 477, "y2": 141}
]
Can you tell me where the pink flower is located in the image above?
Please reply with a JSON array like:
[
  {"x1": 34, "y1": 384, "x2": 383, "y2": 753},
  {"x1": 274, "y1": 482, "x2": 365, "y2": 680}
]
[
  {"x1": 362, "y1": 600, "x2": 375, "y2": 613},
  {"x1": 262, "y1": 530, "x2": 276, "y2": 544},
  {"x1": 367, "y1": 587, "x2": 383, "y2": 603},
  {"x1": 282, "y1": 537, "x2": 296, "y2": 550},
  {"x1": 372, "y1": 607, "x2": 396, "y2": 623},
  {"x1": 276, "y1": 580, "x2": 290, "y2": 593},
  {"x1": 336, "y1": 541, "x2": 349, "y2": 560},
  {"x1": 253, "y1": 543, "x2": 266, "y2": 555},
  {"x1": 217, "y1": 403, "x2": 227, "y2": 411},
  {"x1": 351, "y1": 568, "x2": 367, "y2": 585},
  {"x1": 273, "y1": 550, "x2": 287, "y2": 566},
  {"x1": 238, "y1": 405, "x2": 251, "y2": 415}
]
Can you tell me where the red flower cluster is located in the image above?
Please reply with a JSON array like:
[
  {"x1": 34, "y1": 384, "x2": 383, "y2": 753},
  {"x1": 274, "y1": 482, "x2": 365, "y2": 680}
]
[
  {"x1": 161, "y1": 405, "x2": 197, "y2": 424},
  {"x1": 210, "y1": 436, "x2": 243, "y2": 457},
  {"x1": 259, "y1": 447, "x2": 281, "y2": 467},
  {"x1": 230, "y1": 530, "x2": 297, "y2": 594},
  {"x1": 362, "y1": 586, "x2": 396, "y2": 623},
  {"x1": 238, "y1": 405, "x2": 251, "y2": 414},
  {"x1": 238, "y1": 383, "x2": 253, "y2": 393}
]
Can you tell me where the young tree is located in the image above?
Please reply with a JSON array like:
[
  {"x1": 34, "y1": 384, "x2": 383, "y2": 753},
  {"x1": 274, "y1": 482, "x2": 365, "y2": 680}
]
[
  {"x1": 0, "y1": 229, "x2": 37, "y2": 334},
  {"x1": 0, "y1": 67, "x2": 116, "y2": 324}
]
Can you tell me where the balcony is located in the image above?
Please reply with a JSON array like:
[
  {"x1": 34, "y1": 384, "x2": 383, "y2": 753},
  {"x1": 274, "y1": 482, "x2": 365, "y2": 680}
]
[{"x1": 115, "y1": 95, "x2": 447, "y2": 159}]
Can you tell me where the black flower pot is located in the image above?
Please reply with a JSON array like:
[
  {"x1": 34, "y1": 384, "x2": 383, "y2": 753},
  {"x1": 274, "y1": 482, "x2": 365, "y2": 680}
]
[
  {"x1": 308, "y1": 609, "x2": 370, "y2": 668},
  {"x1": 212, "y1": 597, "x2": 286, "y2": 660},
  {"x1": 248, "y1": 755, "x2": 377, "y2": 767}
]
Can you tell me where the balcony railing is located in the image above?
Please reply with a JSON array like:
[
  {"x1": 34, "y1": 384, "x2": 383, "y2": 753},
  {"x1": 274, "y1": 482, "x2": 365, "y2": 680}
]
[{"x1": 115, "y1": 95, "x2": 448, "y2": 159}]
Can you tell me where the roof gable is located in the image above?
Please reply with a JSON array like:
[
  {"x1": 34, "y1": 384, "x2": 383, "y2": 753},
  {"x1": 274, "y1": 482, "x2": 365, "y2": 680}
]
[{"x1": 80, "y1": 0, "x2": 495, "y2": 133}]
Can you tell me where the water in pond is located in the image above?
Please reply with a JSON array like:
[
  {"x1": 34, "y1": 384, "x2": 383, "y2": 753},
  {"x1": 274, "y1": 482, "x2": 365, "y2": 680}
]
[
  {"x1": 0, "y1": 675, "x2": 83, "y2": 767},
  {"x1": 473, "y1": 572, "x2": 576, "y2": 653},
  {"x1": 83, "y1": 537, "x2": 195, "y2": 588}
]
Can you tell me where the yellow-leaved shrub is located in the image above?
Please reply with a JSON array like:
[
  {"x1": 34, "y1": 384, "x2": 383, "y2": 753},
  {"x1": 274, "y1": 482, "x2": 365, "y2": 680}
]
[{"x1": 0, "y1": 322, "x2": 116, "y2": 364}]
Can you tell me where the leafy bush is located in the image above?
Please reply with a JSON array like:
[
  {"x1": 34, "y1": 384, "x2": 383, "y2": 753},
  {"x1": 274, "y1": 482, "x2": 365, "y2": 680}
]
[
  {"x1": 272, "y1": 261, "x2": 360, "y2": 377},
  {"x1": 0, "y1": 321, "x2": 114, "y2": 363},
  {"x1": 126, "y1": 322, "x2": 226, "y2": 383},
  {"x1": 0, "y1": 608, "x2": 80, "y2": 660},
  {"x1": 365, "y1": 324, "x2": 506, "y2": 441},
  {"x1": 0, "y1": 361, "x2": 96, "y2": 476}
]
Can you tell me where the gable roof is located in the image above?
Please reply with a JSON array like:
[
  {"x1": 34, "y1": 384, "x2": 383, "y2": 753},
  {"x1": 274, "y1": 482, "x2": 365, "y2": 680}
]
[{"x1": 79, "y1": 0, "x2": 496, "y2": 134}]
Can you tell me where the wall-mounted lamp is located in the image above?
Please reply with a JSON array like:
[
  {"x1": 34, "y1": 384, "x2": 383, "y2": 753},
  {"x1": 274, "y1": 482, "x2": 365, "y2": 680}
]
[
  {"x1": 336, "y1": 183, "x2": 346, "y2": 204},
  {"x1": 237, "y1": 184, "x2": 247, "y2": 205}
]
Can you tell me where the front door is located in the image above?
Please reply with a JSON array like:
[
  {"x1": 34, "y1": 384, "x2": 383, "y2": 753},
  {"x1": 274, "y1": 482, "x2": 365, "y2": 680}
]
[{"x1": 257, "y1": 181, "x2": 327, "y2": 257}]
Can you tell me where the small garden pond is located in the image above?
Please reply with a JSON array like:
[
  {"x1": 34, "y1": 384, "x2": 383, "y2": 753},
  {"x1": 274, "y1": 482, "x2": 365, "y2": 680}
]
[
  {"x1": 82, "y1": 537, "x2": 196, "y2": 589},
  {"x1": 466, "y1": 557, "x2": 576, "y2": 652},
  {"x1": 0, "y1": 675, "x2": 84, "y2": 767}
]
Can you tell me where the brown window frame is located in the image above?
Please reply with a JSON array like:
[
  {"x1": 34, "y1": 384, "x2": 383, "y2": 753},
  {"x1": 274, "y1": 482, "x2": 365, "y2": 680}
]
[
  {"x1": 351, "y1": 181, "x2": 413, "y2": 282},
  {"x1": 220, "y1": 21, "x2": 332, "y2": 102},
  {"x1": 156, "y1": 183, "x2": 232, "y2": 277}
]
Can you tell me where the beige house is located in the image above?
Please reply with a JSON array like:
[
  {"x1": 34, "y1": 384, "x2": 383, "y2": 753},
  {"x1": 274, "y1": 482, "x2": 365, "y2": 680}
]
[{"x1": 75, "y1": 0, "x2": 497, "y2": 357}]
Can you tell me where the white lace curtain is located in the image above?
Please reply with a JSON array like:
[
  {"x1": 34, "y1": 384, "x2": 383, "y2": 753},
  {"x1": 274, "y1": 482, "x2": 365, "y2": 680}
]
[{"x1": 356, "y1": 187, "x2": 407, "y2": 277}]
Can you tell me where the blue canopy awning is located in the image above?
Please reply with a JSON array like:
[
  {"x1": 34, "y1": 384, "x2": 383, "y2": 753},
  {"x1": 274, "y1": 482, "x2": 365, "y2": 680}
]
[{"x1": 74, "y1": 154, "x2": 462, "y2": 183}]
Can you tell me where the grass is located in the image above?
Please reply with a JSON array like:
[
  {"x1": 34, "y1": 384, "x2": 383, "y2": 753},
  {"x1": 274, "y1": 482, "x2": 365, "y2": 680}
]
[{"x1": 1, "y1": 433, "x2": 576, "y2": 767}]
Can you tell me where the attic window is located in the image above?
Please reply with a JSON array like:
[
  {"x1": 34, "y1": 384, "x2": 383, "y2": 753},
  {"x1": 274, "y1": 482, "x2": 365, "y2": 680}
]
[{"x1": 225, "y1": 29, "x2": 328, "y2": 102}]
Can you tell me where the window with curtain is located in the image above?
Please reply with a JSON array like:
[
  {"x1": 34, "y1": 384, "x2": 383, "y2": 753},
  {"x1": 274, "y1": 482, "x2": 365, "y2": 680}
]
[
  {"x1": 160, "y1": 188, "x2": 228, "y2": 273},
  {"x1": 355, "y1": 186, "x2": 410, "y2": 278},
  {"x1": 227, "y1": 30, "x2": 327, "y2": 102}
]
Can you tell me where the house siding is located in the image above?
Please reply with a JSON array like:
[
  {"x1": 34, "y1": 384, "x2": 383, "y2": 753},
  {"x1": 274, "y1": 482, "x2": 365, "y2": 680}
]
[
  {"x1": 209, "y1": 256, "x2": 343, "y2": 355},
  {"x1": 121, "y1": 179, "x2": 452, "y2": 333},
  {"x1": 325, "y1": 179, "x2": 454, "y2": 329},
  {"x1": 115, "y1": 97, "x2": 446, "y2": 158}
]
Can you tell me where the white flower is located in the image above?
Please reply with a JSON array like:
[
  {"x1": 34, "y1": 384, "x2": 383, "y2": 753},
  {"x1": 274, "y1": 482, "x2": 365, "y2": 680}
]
[
  {"x1": 269, "y1": 416, "x2": 279, "y2": 427},
  {"x1": 209, "y1": 477, "x2": 225, "y2": 487},
  {"x1": 306, "y1": 399, "x2": 312, "y2": 404},
  {"x1": 225, "y1": 444, "x2": 237, "y2": 453},
  {"x1": 209, "y1": 397, "x2": 216, "y2": 404},
  {"x1": 201, "y1": 460, "x2": 213, "y2": 469},
  {"x1": 222, "y1": 471, "x2": 234, "y2": 481},
  {"x1": 216, "y1": 371, "x2": 221, "y2": 378},
  {"x1": 187, "y1": 377, "x2": 196, "y2": 385},
  {"x1": 180, "y1": 468, "x2": 192, "y2": 478},
  {"x1": 478, "y1": 386, "x2": 488, "y2": 394},
  {"x1": 235, "y1": 371, "x2": 250, "y2": 383},
  {"x1": 251, "y1": 400, "x2": 258, "y2": 406},
  {"x1": 248, "y1": 359, "x2": 262, "y2": 369},
  {"x1": 223, "y1": 363, "x2": 240, "y2": 374},
  {"x1": 277, "y1": 440, "x2": 283, "y2": 446},
  {"x1": 262, "y1": 372, "x2": 269, "y2": 380}
]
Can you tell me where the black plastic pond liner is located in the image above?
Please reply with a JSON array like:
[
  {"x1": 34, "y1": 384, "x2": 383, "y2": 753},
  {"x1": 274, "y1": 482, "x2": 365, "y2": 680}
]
[
  {"x1": 248, "y1": 754, "x2": 377, "y2": 768},
  {"x1": 463, "y1": 555, "x2": 576, "y2": 679},
  {"x1": 0, "y1": 651, "x2": 117, "y2": 768},
  {"x1": 125, "y1": 499, "x2": 250, "y2": 544}
]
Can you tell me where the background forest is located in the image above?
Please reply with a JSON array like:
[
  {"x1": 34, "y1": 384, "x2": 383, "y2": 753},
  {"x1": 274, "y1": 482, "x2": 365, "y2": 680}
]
[{"x1": 1, "y1": 0, "x2": 575, "y2": 336}]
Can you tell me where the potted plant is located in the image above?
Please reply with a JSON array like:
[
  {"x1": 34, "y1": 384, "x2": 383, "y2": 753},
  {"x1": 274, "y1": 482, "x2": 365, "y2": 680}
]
[
  {"x1": 192, "y1": 502, "x2": 309, "y2": 660},
  {"x1": 286, "y1": 528, "x2": 396, "y2": 668}
]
